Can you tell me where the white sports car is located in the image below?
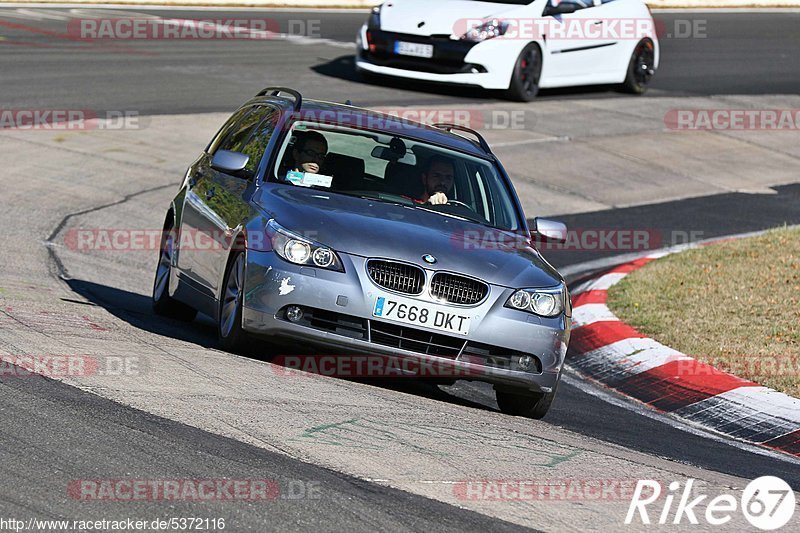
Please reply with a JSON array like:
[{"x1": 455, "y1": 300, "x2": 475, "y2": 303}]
[{"x1": 356, "y1": 0, "x2": 659, "y2": 101}]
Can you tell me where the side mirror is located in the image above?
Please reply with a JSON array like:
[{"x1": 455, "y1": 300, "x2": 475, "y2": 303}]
[
  {"x1": 211, "y1": 150, "x2": 250, "y2": 177},
  {"x1": 533, "y1": 217, "x2": 567, "y2": 243},
  {"x1": 543, "y1": 1, "x2": 580, "y2": 17}
]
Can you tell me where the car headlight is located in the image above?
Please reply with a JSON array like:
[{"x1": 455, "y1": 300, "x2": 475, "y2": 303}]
[
  {"x1": 266, "y1": 219, "x2": 344, "y2": 272},
  {"x1": 506, "y1": 285, "x2": 566, "y2": 317},
  {"x1": 368, "y1": 4, "x2": 382, "y2": 29},
  {"x1": 460, "y1": 18, "x2": 509, "y2": 42}
]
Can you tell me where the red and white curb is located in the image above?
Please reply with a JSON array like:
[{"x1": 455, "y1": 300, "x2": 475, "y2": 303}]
[{"x1": 567, "y1": 244, "x2": 800, "y2": 459}]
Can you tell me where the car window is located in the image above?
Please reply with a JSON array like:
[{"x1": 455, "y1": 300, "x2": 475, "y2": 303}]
[
  {"x1": 207, "y1": 106, "x2": 252, "y2": 155},
  {"x1": 326, "y1": 134, "x2": 390, "y2": 178},
  {"x1": 272, "y1": 123, "x2": 523, "y2": 231},
  {"x1": 211, "y1": 106, "x2": 280, "y2": 175},
  {"x1": 546, "y1": 0, "x2": 594, "y2": 13},
  {"x1": 236, "y1": 107, "x2": 280, "y2": 174},
  {"x1": 219, "y1": 106, "x2": 267, "y2": 154}
]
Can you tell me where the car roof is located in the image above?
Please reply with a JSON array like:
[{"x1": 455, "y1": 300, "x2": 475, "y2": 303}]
[{"x1": 250, "y1": 95, "x2": 493, "y2": 160}]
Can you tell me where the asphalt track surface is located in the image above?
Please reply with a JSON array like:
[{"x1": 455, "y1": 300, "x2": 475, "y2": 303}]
[
  {"x1": 1, "y1": 366, "x2": 530, "y2": 532},
  {"x1": 0, "y1": 9, "x2": 799, "y2": 113},
  {"x1": 1, "y1": 6, "x2": 800, "y2": 531}
]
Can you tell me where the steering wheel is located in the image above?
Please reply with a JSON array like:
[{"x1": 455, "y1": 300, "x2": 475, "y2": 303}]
[{"x1": 447, "y1": 200, "x2": 472, "y2": 210}]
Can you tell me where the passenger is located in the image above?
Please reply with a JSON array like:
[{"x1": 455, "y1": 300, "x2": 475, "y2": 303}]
[
  {"x1": 282, "y1": 131, "x2": 328, "y2": 177},
  {"x1": 418, "y1": 155, "x2": 455, "y2": 205}
]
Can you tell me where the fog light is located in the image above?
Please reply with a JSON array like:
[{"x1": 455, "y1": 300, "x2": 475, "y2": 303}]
[
  {"x1": 286, "y1": 306, "x2": 303, "y2": 323},
  {"x1": 518, "y1": 355, "x2": 534, "y2": 371}
]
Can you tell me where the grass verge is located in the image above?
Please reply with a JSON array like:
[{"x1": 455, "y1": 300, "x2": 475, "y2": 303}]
[{"x1": 607, "y1": 226, "x2": 800, "y2": 397}]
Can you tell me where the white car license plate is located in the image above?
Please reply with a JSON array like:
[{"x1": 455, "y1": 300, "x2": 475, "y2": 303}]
[
  {"x1": 373, "y1": 295, "x2": 471, "y2": 335},
  {"x1": 394, "y1": 41, "x2": 434, "y2": 58}
]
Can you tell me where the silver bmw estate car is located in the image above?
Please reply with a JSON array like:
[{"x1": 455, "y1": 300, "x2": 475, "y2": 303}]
[{"x1": 153, "y1": 87, "x2": 571, "y2": 418}]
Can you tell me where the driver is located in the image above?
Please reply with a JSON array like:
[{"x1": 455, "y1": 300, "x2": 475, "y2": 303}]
[{"x1": 418, "y1": 155, "x2": 455, "y2": 205}]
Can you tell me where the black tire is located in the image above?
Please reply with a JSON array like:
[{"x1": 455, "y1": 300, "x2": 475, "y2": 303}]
[
  {"x1": 620, "y1": 39, "x2": 656, "y2": 94},
  {"x1": 496, "y1": 378, "x2": 560, "y2": 419},
  {"x1": 152, "y1": 221, "x2": 197, "y2": 322},
  {"x1": 505, "y1": 43, "x2": 543, "y2": 102},
  {"x1": 218, "y1": 251, "x2": 250, "y2": 353}
]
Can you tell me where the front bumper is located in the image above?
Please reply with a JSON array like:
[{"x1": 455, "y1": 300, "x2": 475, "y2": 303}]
[
  {"x1": 355, "y1": 25, "x2": 522, "y2": 90},
  {"x1": 242, "y1": 248, "x2": 569, "y2": 393}
]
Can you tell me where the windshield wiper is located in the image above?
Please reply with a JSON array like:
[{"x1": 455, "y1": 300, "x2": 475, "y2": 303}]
[
  {"x1": 416, "y1": 205, "x2": 494, "y2": 227},
  {"x1": 337, "y1": 191, "x2": 416, "y2": 207}
]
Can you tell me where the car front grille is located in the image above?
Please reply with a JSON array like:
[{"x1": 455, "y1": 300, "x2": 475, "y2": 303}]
[
  {"x1": 278, "y1": 306, "x2": 541, "y2": 373},
  {"x1": 367, "y1": 260, "x2": 425, "y2": 295},
  {"x1": 370, "y1": 321, "x2": 465, "y2": 358},
  {"x1": 430, "y1": 273, "x2": 488, "y2": 305}
]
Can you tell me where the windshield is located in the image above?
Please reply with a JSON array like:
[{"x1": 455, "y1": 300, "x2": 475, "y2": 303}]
[{"x1": 272, "y1": 122, "x2": 523, "y2": 231}]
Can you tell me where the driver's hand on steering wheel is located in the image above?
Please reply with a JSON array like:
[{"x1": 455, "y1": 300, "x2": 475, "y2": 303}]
[{"x1": 427, "y1": 192, "x2": 448, "y2": 205}]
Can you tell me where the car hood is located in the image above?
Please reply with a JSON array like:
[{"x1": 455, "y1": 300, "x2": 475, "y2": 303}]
[
  {"x1": 379, "y1": 0, "x2": 525, "y2": 36},
  {"x1": 255, "y1": 186, "x2": 562, "y2": 289}
]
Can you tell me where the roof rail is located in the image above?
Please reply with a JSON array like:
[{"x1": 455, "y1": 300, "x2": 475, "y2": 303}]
[
  {"x1": 431, "y1": 123, "x2": 492, "y2": 154},
  {"x1": 255, "y1": 87, "x2": 302, "y2": 111}
]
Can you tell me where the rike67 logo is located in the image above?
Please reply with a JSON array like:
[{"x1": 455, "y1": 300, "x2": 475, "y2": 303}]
[{"x1": 626, "y1": 476, "x2": 796, "y2": 530}]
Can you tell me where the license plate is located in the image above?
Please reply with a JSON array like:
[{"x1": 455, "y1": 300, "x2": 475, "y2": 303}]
[
  {"x1": 373, "y1": 295, "x2": 471, "y2": 335},
  {"x1": 394, "y1": 41, "x2": 434, "y2": 58}
]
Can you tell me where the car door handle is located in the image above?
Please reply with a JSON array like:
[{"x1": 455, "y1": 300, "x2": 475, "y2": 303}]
[{"x1": 206, "y1": 188, "x2": 216, "y2": 200}]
